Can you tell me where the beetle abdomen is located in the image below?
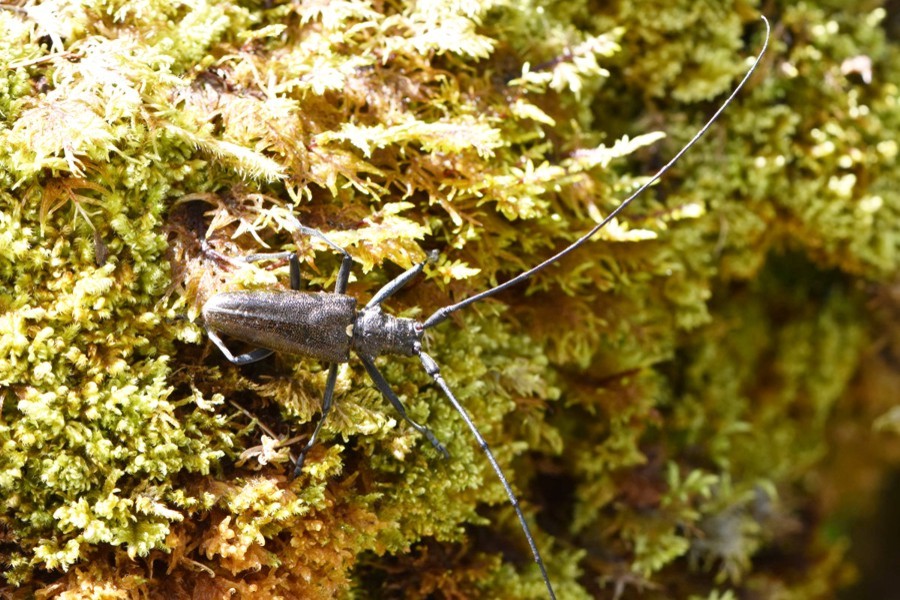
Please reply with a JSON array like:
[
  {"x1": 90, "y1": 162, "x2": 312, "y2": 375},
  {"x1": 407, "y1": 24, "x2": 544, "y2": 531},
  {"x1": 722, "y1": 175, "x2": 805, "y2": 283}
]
[{"x1": 203, "y1": 291, "x2": 356, "y2": 363}]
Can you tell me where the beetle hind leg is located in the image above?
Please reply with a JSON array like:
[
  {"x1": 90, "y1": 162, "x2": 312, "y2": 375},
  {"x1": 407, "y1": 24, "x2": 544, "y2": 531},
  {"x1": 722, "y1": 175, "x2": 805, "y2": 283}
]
[{"x1": 206, "y1": 327, "x2": 274, "y2": 365}]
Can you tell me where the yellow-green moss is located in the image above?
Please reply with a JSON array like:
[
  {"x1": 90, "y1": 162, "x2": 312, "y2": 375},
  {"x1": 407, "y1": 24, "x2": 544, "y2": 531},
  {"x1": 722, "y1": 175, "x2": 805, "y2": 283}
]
[{"x1": 0, "y1": 0, "x2": 898, "y2": 598}]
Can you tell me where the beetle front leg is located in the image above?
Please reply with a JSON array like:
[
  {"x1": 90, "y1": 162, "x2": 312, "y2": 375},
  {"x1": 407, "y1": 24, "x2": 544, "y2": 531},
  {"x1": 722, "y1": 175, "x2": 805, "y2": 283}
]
[
  {"x1": 358, "y1": 354, "x2": 449, "y2": 459},
  {"x1": 364, "y1": 251, "x2": 438, "y2": 310}
]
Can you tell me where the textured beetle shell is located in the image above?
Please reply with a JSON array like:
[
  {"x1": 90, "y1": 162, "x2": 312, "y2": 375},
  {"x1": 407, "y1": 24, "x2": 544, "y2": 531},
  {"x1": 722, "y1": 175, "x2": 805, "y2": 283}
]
[
  {"x1": 203, "y1": 291, "x2": 356, "y2": 363},
  {"x1": 352, "y1": 307, "x2": 420, "y2": 359}
]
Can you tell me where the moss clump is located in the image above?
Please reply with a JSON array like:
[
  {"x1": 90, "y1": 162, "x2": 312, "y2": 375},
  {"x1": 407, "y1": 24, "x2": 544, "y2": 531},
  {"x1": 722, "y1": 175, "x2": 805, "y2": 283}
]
[{"x1": 0, "y1": 0, "x2": 898, "y2": 598}]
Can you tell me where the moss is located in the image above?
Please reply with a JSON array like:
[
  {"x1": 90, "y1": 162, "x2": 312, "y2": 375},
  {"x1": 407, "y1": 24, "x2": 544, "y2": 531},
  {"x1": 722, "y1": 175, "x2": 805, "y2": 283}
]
[{"x1": 0, "y1": 0, "x2": 898, "y2": 597}]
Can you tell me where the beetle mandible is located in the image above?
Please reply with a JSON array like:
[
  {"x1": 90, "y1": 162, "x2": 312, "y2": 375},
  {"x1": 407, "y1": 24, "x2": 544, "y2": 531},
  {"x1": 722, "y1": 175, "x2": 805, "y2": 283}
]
[{"x1": 202, "y1": 19, "x2": 770, "y2": 600}]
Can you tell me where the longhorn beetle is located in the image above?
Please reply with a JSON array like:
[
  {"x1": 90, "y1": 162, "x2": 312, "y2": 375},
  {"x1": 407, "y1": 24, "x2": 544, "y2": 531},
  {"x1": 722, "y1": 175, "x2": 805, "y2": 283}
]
[{"x1": 202, "y1": 18, "x2": 770, "y2": 600}]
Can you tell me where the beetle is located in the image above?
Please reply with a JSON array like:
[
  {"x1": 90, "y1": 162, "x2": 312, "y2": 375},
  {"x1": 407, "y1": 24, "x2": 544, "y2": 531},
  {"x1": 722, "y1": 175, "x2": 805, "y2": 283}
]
[{"x1": 202, "y1": 19, "x2": 770, "y2": 600}]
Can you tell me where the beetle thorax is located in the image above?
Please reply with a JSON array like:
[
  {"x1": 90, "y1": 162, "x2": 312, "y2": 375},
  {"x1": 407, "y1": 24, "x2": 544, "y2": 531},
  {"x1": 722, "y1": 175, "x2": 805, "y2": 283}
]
[{"x1": 351, "y1": 306, "x2": 421, "y2": 359}]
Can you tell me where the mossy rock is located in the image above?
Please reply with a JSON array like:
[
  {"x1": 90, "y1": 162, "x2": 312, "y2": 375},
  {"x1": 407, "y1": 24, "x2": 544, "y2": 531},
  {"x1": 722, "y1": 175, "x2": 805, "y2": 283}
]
[{"x1": 0, "y1": 1, "x2": 898, "y2": 598}]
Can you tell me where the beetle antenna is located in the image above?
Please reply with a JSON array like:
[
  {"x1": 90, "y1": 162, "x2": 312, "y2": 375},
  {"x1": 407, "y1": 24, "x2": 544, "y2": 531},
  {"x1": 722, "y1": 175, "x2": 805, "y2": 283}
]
[
  {"x1": 423, "y1": 16, "x2": 770, "y2": 330},
  {"x1": 416, "y1": 346, "x2": 557, "y2": 600}
]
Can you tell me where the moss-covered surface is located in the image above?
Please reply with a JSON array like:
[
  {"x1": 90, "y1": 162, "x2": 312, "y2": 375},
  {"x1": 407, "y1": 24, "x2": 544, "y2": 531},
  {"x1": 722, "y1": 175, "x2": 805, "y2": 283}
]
[{"x1": 0, "y1": 0, "x2": 898, "y2": 598}]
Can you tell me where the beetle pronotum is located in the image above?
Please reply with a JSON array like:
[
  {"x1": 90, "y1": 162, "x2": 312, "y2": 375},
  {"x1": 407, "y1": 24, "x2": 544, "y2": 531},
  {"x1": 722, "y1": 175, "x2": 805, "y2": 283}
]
[{"x1": 202, "y1": 19, "x2": 770, "y2": 599}]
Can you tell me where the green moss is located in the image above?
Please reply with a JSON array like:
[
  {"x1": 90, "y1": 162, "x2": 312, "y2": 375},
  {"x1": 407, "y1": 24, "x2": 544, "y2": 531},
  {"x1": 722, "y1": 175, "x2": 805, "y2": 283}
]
[{"x1": 0, "y1": 0, "x2": 897, "y2": 597}]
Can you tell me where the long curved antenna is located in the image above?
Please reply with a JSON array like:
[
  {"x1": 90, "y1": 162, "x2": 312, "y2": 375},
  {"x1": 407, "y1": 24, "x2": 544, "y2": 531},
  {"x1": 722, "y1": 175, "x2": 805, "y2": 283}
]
[
  {"x1": 416, "y1": 347, "x2": 557, "y2": 600},
  {"x1": 423, "y1": 17, "x2": 770, "y2": 330}
]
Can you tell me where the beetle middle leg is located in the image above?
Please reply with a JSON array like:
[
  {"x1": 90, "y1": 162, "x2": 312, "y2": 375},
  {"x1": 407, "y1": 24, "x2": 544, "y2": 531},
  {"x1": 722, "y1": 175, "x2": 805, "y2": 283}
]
[
  {"x1": 275, "y1": 229, "x2": 352, "y2": 476},
  {"x1": 293, "y1": 361, "x2": 339, "y2": 477},
  {"x1": 244, "y1": 220, "x2": 354, "y2": 294},
  {"x1": 294, "y1": 251, "x2": 450, "y2": 473},
  {"x1": 285, "y1": 218, "x2": 354, "y2": 294}
]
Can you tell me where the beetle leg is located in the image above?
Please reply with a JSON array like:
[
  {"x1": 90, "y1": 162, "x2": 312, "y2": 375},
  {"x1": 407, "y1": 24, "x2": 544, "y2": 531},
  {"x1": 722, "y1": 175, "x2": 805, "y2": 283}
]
[
  {"x1": 293, "y1": 361, "x2": 340, "y2": 477},
  {"x1": 364, "y1": 250, "x2": 438, "y2": 310},
  {"x1": 333, "y1": 251, "x2": 353, "y2": 295},
  {"x1": 358, "y1": 354, "x2": 449, "y2": 459},
  {"x1": 206, "y1": 327, "x2": 274, "y2": 365},
  {"x1": 243, "y1": 251, "x2": 294, "y2": 263},
  {"x1": 289, "y1": 253, "x2": 302, "y2": 291},
  {"x1": 243, "y1": 223, "x2": 354, "y2": 293},
  {"x1": 287, "y1": 221, "x2": 354, "y2": 294}
]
